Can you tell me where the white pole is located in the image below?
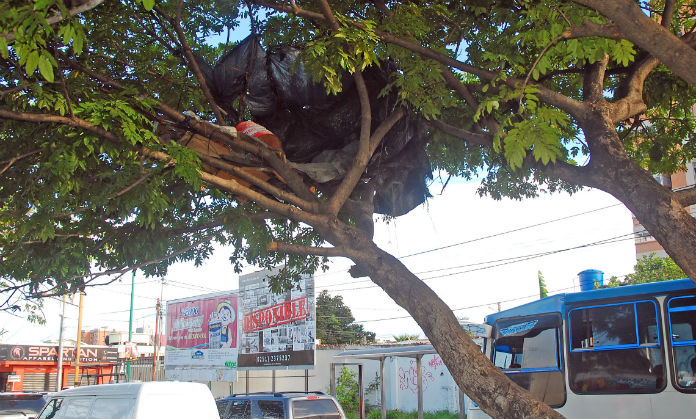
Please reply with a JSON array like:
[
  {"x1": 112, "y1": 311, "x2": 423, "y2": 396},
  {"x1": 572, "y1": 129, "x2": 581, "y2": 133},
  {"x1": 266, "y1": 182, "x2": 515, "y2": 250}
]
[{"x1": 55, "y1": 295, "x2": 66, "y2": 390}]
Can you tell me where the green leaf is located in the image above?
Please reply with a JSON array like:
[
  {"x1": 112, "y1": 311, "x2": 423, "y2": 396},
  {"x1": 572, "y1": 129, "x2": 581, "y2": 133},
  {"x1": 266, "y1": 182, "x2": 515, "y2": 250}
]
[
  {"x1": 73, "y1": 30, "x2": 84, "y2": 54},
  {"x1": 26, "y1": 50, "x2": 40, "y2": 75},
  {"x1": 142, "y1": 0, "x2": 155, "y2": 11},
  {"x1": 38, "y1": 55, "x2": 54, "y2": 82},
  {"x1": 0, "y1": 36, "x2": 8, "y2": 59}
]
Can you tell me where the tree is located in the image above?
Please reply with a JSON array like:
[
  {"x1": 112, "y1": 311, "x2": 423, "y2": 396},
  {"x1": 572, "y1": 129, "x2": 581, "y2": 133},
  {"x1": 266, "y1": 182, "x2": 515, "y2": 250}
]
[
  {"x1": 335, "y1": 366, "x2": 360, "y2": 417},
  {"x1": 393, "y1": 333, "x2": 420, "y2": 342},
  {"x1": 607, "y1": 253, "x2": 687, "y2": 287},
  {"x1": 2, "y1": 0, "x2": 696, "y2": 417},
  {"x1": 316, "y1": 290, "x2": 375, "y2": 345},
  {"x1": 538, "y1": 271, "x2": 549, "y2": 299}
]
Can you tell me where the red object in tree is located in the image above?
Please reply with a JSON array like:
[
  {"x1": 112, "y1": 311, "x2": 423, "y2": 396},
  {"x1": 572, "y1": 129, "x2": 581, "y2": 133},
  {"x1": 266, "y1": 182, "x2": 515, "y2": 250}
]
[{"x1": 236, "y1": 121, "x2": 282, "y2": 151}]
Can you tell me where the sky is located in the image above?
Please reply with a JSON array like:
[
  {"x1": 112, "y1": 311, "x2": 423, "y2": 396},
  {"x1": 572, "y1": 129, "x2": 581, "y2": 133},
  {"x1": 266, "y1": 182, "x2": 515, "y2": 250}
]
[{"x1": 0, "y1": 178, "x2": 638, "y2": 343}]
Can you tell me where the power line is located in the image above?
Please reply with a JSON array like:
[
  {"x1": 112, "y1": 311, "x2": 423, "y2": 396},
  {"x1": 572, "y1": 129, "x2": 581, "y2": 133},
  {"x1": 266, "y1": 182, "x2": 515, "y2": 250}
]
[
  {"x1": 309, "y1": 203, "x2": 623, "y2": 281},
  {"x1": 324, "y1": 232, "x2": 637, "y2": 294},
  {"x1": 351, "y1": 285, "x2": 580, "y2": 324},
  {"x1": 398, "y1": 203, "x2": 622, "y2": 259},
  {"x1": 72, "y1": 204, "x2": 627, "y2": 304},
  {"x1": 81, "y1": 204, "x2": 630, "y2": 322}
]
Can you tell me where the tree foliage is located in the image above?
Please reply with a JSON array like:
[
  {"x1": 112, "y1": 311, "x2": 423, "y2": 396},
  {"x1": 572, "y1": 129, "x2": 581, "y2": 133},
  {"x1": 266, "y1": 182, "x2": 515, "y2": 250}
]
[
  {"x1": 316, "y1": 290, "x2": 375, "y2": 345},
  {"x1": 607, "y1": 253, "x2": 687, "y2": 287},
  {"x1": 392, "y1": 333, "x2": 420, "y2": 342},
  {"x1": 538, "y1": 270, "x2": 548, "y2": 299},
  {"x1": 2, "y1": 0, "x2": 696, "y2": 417},
  {"x1": 335, "y1": 366, "x2": 360, "y2": 417}
]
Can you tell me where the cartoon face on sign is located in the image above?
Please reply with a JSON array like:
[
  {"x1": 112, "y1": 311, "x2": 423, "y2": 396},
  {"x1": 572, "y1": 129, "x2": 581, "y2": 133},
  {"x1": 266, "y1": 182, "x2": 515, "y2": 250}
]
[{"x1": 210, "y1": 301, "x2": 236, "y2": 349}]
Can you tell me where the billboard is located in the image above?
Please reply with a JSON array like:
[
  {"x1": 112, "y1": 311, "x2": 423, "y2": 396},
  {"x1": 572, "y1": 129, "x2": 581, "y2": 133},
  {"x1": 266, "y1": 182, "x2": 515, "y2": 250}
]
[
  {"x1": 164, "y1": 291, "x2": 238, "y2": 381},
  {"x1": 238, "y1": 267, "x2": 315, "y2": 369}
]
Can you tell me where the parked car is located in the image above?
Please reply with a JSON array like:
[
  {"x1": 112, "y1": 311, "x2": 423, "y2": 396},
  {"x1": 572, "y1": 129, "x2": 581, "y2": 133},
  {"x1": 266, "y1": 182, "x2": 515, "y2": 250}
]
[
  {"x1": 35, "y1": 382, "x2": 218, "y2": 419},
  {"x1": 0, "y1": 392, "x2": 50, "y2": 419},
  {"x1": 216, "y1": 392, "x2": 346, "y2": 419}
]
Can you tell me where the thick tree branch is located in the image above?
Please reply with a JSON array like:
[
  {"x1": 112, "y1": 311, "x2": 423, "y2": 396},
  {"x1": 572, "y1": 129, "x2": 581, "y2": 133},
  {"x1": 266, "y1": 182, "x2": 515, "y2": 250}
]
[
  {"x1": 583, "y1": 54, "x2": 609, "y2": 104},
  {"x1": 195, "y1": 153, "x2": 316, "y2": 211},
  {"x1": 564, "y1": 20, "x2": 623, "y2": 40},
  {"x1": 572, "y1": 0, "x2": 696, "y2": 86},
  {"x1": 326, "y1": 107, "x2": 404, "y2": 215},
  {"x1": 198, "y1": 169, "x2": 324, "y2": 227},
  {"x1": 675, "y1": 186, "x2": 696, "y2": 208},
  {"x1": 610, "y1": 55, "x2": 657, "y2": 122},
  {"x1": 316, "y1": 0, "x2": 376, "y2": 216},
  {"x1": 267, "y1": 241, "x2": 351, "y2": 257},
  {"x1": 0, "y1": 109, "x2": 121, "y2": 145},
  {"x1": 661, "y1": 0, "x2": 676, "y2": 28}
]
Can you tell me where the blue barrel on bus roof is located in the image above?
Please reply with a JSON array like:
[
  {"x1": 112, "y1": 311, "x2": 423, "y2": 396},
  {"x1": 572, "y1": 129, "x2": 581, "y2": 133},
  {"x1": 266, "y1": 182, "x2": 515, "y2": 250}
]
[{"x1": 578, "y1": 269, "x2": 604, "y2": 291}]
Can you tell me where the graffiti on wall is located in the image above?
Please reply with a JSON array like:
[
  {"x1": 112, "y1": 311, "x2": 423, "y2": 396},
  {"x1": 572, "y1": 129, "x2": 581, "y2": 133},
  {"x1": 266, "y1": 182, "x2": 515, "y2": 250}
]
[{"x1": 398, "y1": 355, "x2": 444, "y2": 394}]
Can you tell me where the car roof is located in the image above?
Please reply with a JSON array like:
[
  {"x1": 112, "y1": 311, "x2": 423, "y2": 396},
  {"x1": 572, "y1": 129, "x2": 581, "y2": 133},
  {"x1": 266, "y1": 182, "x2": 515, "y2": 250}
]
[
  {"x1": 49, "y1": 381, "x2": 207, "y2": 397},
  {"x1": 222, "y1": 392, "x2": 331, "y2": 400}
]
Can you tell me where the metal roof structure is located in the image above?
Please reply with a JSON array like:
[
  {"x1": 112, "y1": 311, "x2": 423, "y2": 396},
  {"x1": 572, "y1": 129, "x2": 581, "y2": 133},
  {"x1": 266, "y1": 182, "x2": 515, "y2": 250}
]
[
  {"x1": 334, "y1": 344, "x2": 436, "y2": 360},
  {"x1": 332, "y1": 344, "x2": 465, "y2": 419}
]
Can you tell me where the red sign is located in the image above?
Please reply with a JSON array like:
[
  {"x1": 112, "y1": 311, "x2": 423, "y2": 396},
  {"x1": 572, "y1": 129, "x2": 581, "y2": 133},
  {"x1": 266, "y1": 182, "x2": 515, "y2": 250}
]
[
  {"x1": 243, "y1": 296, "x2": 309, "y2": 333},
  {"x1": 166, "y1": 293, "x2": 238, "y2": 350}
]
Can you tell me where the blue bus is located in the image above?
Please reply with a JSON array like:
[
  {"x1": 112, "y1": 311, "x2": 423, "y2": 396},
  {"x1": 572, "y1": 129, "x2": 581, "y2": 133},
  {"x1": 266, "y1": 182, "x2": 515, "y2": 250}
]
[{"x1": 468, "y1": 278, "x2": 696, "y2": 419}]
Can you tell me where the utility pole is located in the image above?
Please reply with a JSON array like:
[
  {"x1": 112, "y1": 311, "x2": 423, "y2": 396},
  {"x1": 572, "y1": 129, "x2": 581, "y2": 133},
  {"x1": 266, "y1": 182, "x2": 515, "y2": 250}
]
[
  {"x1": 73, "y1": 291, "x2": 84, "y2": 387},
  {"x1": 152, "y1": 298, "x2": 160, "y2": 381},
  {"x1": 56, "y1": 295, "x2": 66, "y2": 390},
  {"x1": 127, "y1": 270, "x2": 135, "y2": 381}
]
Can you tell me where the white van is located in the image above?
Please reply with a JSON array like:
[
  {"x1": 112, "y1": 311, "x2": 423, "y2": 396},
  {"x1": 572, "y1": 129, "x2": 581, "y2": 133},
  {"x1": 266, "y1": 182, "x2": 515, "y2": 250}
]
[{"x1": 34, "y1": 382, "x2": 219, "y2": 419}]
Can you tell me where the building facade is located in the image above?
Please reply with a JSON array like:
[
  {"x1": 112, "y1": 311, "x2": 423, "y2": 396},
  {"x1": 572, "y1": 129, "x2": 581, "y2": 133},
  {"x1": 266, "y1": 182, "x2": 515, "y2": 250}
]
[{"x1": 0, "y1": 344, "x2": 119, "y2": 391}]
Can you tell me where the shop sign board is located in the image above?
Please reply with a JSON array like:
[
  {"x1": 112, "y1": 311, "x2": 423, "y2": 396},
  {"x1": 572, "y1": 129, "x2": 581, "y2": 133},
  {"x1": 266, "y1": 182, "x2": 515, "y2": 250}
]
[{"x1": 0, "y1": 344, "x2": 118, "y2": 363}]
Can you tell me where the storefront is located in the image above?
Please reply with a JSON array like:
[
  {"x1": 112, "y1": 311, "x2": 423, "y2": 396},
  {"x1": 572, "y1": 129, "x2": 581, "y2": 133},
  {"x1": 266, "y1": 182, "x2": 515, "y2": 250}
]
[{"x1": 0, "y1": 344, "x2": 119, "y2": 392}]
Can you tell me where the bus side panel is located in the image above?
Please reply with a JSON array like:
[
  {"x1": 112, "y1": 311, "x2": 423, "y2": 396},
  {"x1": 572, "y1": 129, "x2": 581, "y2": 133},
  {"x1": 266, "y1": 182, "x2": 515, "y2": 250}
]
[{"x1": 558, "y1": 394, "x2": 653, "y2": 419}]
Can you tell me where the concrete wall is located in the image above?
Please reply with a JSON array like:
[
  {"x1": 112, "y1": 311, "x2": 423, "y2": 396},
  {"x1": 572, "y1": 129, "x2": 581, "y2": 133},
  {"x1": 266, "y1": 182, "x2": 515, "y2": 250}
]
[{"x1": 204, "y1": 345, "x2": 468, "y2": 414}]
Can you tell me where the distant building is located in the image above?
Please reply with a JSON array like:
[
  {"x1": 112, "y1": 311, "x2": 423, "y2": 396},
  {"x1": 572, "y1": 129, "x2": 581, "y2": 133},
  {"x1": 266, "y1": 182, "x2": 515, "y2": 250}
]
[
  {"x1": 633, "y1": 159, "x2": 696, "y2": 259},
  {"x1": 80, "y1": 328, "x2": 165, "y2": 359}
]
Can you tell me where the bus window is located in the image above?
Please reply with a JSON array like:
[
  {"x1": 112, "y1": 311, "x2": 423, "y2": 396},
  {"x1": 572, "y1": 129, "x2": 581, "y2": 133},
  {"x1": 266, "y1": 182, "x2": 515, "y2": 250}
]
[
  {"x1": 492, "y1": 314, "x2": 565, "y2": 406},
  {"x1": 568, "y1": 300, "x2": 665, "y2": 394},
  {"x1": 667, "y1": 294, "x2": 696, "y2": 391}
]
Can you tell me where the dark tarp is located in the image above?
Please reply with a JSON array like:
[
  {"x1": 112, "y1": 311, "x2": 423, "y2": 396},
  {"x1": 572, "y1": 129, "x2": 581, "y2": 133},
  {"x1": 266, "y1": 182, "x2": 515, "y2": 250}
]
[{"x1": 195, "y1": 36, "x2": 432, "y2": 216}]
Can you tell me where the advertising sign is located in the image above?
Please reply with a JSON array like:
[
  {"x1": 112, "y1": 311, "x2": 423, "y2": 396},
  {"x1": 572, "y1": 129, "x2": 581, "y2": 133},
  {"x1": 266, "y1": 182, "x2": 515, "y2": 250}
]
[
  {"x1": 0, "y1": 344, "x2": 118, "y2": 363},
  {"x1": 238, "y1": 267, "x2": 315, "y2": 370},
  {"x1": 164, "y1": 291, "x2": 238, "y2": 381}
]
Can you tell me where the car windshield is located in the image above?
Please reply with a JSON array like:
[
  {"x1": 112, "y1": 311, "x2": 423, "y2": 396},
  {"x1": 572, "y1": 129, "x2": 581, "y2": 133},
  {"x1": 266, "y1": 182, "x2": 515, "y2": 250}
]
[{"x1": 0, "y1": 395, "x2": 46, "y2": 413}]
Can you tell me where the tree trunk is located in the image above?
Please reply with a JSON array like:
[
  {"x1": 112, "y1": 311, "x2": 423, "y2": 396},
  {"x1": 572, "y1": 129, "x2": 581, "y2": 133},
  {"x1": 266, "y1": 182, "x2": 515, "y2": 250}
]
[
  {"x1": 319, "y1": 221, "x2": 564, "y2": 419},
  {"x1": 572, "y1": 0, "x2": 696, "y2": 87},
  {"x1": 578, "y1": 111, "x2": 696, "y2": 283}
]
